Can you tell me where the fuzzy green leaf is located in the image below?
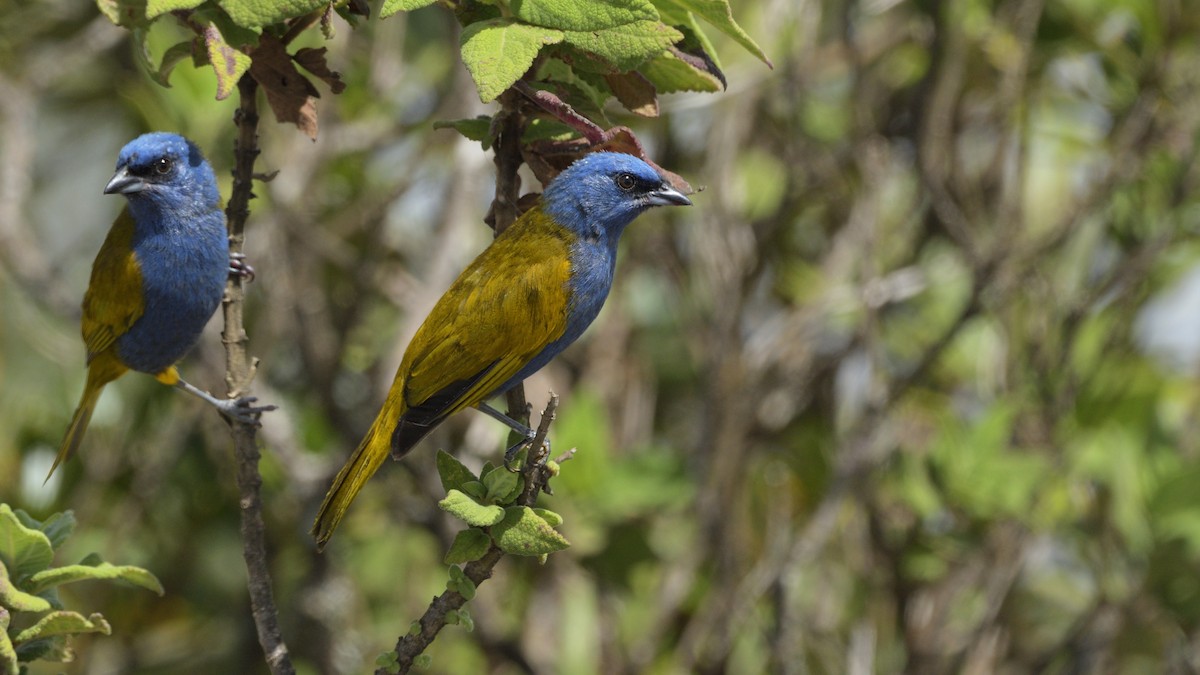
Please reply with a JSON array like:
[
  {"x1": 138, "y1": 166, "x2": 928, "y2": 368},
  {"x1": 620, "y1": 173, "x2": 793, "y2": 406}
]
[
  {"x1": 444, "y1": 529, "x2": 492, "y2": 564},
  {"x1": 96, "y1": 0, "x2": 149, "y2": 27},
  {"x1": 460, "y1": 19, "x2": 564, "y2": 102},
  {"x1": 447, "y1": 566, "x2": 477, "y2": 600},
  {"x1": 146, "y1": 0, "x2": 204, "y2": 18},
  {"x1": 203, "y1": 23, "x2": 251, "y2": 100},
  {"x1": 532, "y1": 508, "x2": 564, "y2": 527},
  {"x1": 461, "y1": 480, "x2": 487, "y2": 500},
  {"x1": 26, "y1": 561, "x2": 164, "y2": 597},
  {"x1": 0, "y1": 608, "x2": 15, "y2": 675},
  {"x1": 657, "y1": 0, "x2": 770, "y2": 66},
  {"x1": 13, "y1": 510, "x2": 75, "y2": 553},
  {"x1": 0, "y1": 505, "x2": 53, "y2": 583},
  {"x1": 0, "y1": 563, "x2": 51, "y2": 613},
  {"x1": 563, "y1": 21, "x2": 681, "y2": 71},
  {"x1": 493, "y1": 506, "x2": 570, "y2": 556},
  {"x1": 12, "y1": 611, "x2": 111, "y2": 644},
  {"x1": 483, "y1": 466, "x2": 520, "y2": 503},
  {"x1": 438, "y1": 490, "x2": 506, "y2": 527},
  {"x1": 639, "y1": 47, "x2": 723, "y2": 93},
  {"x1": 218, "y1": 0, "x2": 328, "y2": 28},
  {"x1": 436, "y1": 450, "x2": 479, "y2": 494},
  {"x1": 381, "y1": 0, "x2": 438, "y2": 18},
  {"x1": 513, "y1": 0, "x2": 658, "y2": 31}
]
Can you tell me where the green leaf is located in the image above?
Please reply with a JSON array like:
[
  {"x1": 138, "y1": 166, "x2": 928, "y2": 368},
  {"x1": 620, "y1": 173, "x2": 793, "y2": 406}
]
[
  {"x1": 513, "y1": 0, "x2": 659, "y2": 31},
  {"x1": 414, "y1": 654, "x2": 433, "y2": 669},
  {"x1": 433, "y1": 117, "x2": 494, "y2": 150},
  {"x1": 438, "y1": 490, "x2": 506, "y2": 527},
  {"x1": 461, "y1": 480, "x2": 487, "y2": 500},
  {"x1": 13, "y1": 510, "x2": 75, "y2": 552},
  {"x1": 0, "y1": 505, "x2": 53, "y2": 583},
  {"x1": 96, "y1": 0, "x2": 149, "y2": 27},
  {"x1": 458, "y1": 608, "x2": 475, "y2": 632},
  {"x1": 460, "y1": 19, "x2": 564, "y2": 103},
  {"x1": 639, "y1": 48, "x2": 723, "y2": 93},
  {"x1": 532, "y1": 508, "x2": 564, "y2": 527},
  {"x1": 12, "y1": 611, "x2": 111, "y2": 644},
  {"x1": 492, "y1": 507, "x2": 570, "y2": 556},
  {"x1": 146, "y1": 0, "x2": 204, "y2": 18},
  {"x1": 436, "y1": 450, "x2": 479, "y2": 494},
  {"x1": 657, "y1": 0, "x2": 770, "y2": 66},
  {"x1": 134, "y1": 31, "x2": 194, "y2": 88},
  {"x1": 218, "y1": 0, "x2": 328, "y2": 28},
  {"x1": 483, "y1": 466, "x2": 520, "y2": 503},
  {"x1": 0, "y1": 608, "x2": 16, "y2": 675},
  {"x1": 203, "y1": 23, "x2": 252, "y2": 100},
  {"x1": 562, "y1": 21, "x2": 681, "y2": 71},
  {"x1": 446, "y1": 566, "x2": 477, "y2": 600},
  {"x1": 0, "y1": 563, "x2": 51, "y2": 613},
  {"x1": 26, "y1": 562, "x2": 164, "y2": 597},
  {"x1": 444, "y1": 529, "x2": 492, "y2": 564},
  {"x1": 381, "y1": 0, "x2": 438, "y2": 18},
  {"x1": 375, "y1": 651, "x2": 399, "y2": 669}
]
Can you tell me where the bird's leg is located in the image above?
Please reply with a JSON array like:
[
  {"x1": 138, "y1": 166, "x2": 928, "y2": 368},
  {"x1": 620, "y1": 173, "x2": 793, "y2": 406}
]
[
  {"x1": 175, "y1": 378, "x2": 276, "y2": 426},
  {"x1": 476, "y1": 402, "x2": 549, "y2": 470},
  {"x1": 228, "y1": 251, "x2": 256, "y2": 282}
]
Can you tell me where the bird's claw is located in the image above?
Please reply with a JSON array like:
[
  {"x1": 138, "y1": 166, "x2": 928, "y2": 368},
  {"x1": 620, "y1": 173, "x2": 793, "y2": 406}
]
[
  {"x1": 228, "y1": 252, "x2": 256, "y2": 283},
  {"x1": 503, "y1": 433, "x2": 550, "y2": 472},
  {"x1": 216, "y1": 395, "x2": 277, "y2": 427}
]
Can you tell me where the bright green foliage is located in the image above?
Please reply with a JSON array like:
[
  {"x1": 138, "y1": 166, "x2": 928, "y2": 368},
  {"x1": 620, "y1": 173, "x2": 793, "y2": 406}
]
[
  {"x1": 561, "y1": 21, "x2": 683, "y2": 71},
  {"x1": 654, "y1": 0, "x2": 770, "y2": 65},
  {"x1": 438, "y1": 490, "x2": 506, "y2": 527},
  {"x1": 217, "y1": 0, "x2": 328, "y2": 28},
  {"x1": 511, "y1": 0, "x2": 660, "y2": 32},
  {"x1": 0, "y1": 505, "x2": 161, "y2": 673},
  {"x1": 492, "y1": 507, "x2": 570, "y2": 556},
  {"x1": 381, "y1": 0, "x2": 439, "y2": 18},
  {"x1": 444, "y1": 529, "x2": 492, "y2": 564},
  {"x1": 459, "y1": 19, "x2": 565, "y2": 102},
  {"x1": 446, "y1": 565, "x2": 477, "y2": 600},
  {"x1": 145, "y1": 0, "x2": 204, "y2": 19}
]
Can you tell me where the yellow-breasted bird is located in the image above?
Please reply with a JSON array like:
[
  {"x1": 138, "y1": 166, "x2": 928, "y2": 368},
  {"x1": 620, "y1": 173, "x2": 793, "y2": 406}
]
[
  {"x1": 312, "y1": 152, "x2": 691, "y2": 549},
  {"x1": 51, "y1": 132, "x2": 272, "y2": 480}
]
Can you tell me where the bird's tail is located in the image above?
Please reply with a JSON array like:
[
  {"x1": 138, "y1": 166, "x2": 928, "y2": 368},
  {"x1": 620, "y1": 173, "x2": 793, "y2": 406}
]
[
  {"x1": 49, "y1": 368, "x2": 111, "y2": 482},
  {"x1": 312, "y1": 398, "x2": 403, "y2": 550}
]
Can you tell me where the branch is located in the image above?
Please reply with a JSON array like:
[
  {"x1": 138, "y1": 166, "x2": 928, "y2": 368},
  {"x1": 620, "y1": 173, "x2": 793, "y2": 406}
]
[
  {"x1": 380, "y1": 395, "x2": 562, "y2": 675},
  {"x1": 223, "y1": 73, "x2": 295, "y2": 675}
]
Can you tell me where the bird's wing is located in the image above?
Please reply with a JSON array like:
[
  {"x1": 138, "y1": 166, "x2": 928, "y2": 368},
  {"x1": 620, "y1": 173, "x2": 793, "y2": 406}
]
[
  {"x1": 401, "y1": 223, "x2": 573, "y2": 424},
  {"x1": 80, "y1": 208, "x2": 145, "y2": 361}
]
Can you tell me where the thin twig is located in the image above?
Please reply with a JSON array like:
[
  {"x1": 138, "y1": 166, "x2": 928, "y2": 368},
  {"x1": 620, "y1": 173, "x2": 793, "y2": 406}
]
[
  {"x1": 224, "y1": 73, "x2": 295, "y2": 675},
  {"x1": 382, "y1": 395, "x2": 561, "y2": 674}
]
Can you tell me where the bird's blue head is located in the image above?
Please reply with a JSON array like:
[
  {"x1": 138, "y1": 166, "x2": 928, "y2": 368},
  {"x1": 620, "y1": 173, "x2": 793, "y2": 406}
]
[
  {"x1": 105, "y1": 132, "x2": 221, "y2": 216},
  {"x1": 541, "y1": 152, "x2": 691, "y2": 246}
]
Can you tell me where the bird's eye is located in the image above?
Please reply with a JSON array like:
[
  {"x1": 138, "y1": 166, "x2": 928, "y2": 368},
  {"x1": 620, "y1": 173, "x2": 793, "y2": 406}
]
[
  {"x1": 154, "y1": 157, "x2": 173, "y2": 175},
  {"x1": 615, "y1": 173, "x2": 636, "y2": 191}
]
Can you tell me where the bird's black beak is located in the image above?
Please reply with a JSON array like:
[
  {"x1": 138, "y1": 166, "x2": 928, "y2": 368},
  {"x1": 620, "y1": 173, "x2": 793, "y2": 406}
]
[
  {"x1": 646, "y1": 183, "x2": 692, "y2": 207},
  {"x1": 103, "y1": 166, "x2": 146, "y2": 195}
]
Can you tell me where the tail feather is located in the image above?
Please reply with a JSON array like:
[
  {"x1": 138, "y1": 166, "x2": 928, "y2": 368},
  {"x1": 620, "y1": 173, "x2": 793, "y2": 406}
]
[
  {"x1": 49, "y1": 378, "x2": 106, "y2": 482},
  {"x1": 312, "y1": 405, "x2": 399, "y2": 550}
]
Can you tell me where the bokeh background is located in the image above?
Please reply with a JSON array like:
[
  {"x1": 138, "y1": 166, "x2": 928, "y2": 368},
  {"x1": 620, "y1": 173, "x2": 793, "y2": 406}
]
[{"x1": 4, "y1": 0, "x2": 1200, "y2": 673}]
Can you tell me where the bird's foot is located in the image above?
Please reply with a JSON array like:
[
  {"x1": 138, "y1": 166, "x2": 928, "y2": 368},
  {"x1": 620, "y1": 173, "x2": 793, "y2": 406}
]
[
  {"x1": 214, "y1": 395, "x2": 277, "y2": 427},
  {"x1": 503, "y1": 433, "x2": 550, "y2": 472},
  {"x1": 229, "y1": 252, "x2": 256, "y2": 282}
]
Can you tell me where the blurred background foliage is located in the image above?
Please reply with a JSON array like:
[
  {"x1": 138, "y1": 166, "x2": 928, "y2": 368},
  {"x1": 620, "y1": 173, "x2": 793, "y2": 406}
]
[{"x1": 3, "y1": 0, "x2": 1200, "y2": 673}]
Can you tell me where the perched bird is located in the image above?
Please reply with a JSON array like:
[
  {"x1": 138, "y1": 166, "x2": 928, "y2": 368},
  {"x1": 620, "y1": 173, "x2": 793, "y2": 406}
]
[
  {"x1": 312, "y1": 151, "x2": 691, "y2": 549},
  {"x1": 51, "y1": 132, "x2": 270, "y2": 479}
]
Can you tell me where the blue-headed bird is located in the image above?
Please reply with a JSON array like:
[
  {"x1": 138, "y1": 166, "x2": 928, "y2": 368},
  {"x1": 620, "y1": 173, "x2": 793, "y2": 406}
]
[
  {"x1": 50, "y1": 132, "x2": 272, "y2": 480},
  {"x1": 312, "y1": 152, "x2": 691, "y2": 549}
]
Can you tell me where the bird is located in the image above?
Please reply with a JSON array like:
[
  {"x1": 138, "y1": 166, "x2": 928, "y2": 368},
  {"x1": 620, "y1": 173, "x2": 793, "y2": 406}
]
[
  {"x1": 311, "y1": 151, "x2": 691, "y2": 549},
  {"x1": 50, "y1": 132, "x2": 272, "y2": 480}
]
